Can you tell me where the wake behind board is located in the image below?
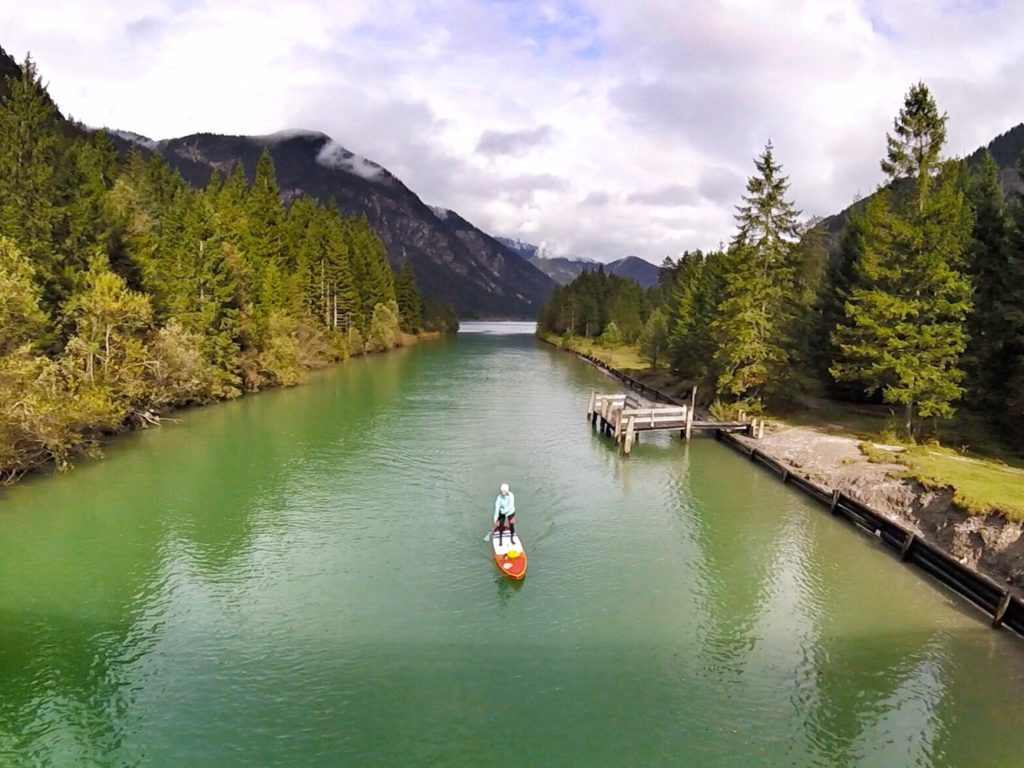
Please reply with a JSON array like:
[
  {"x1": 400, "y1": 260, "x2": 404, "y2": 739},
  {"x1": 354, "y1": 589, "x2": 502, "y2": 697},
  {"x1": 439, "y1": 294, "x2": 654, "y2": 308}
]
[{"x1": 491, "y1": 532, "x2": 528, "y2": 580}]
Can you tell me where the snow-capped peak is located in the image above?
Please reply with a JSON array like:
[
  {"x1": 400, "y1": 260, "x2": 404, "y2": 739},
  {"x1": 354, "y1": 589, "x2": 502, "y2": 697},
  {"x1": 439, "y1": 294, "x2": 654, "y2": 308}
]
[{"x1": 430, "y1": 206, "x2": 450, "y2": 220}]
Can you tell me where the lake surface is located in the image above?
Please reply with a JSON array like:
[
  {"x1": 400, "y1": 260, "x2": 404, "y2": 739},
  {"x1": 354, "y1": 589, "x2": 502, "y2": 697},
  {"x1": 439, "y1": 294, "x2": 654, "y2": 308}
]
[{"x1": 2, "y1": 323, "x2": 1023, "y2": 767}]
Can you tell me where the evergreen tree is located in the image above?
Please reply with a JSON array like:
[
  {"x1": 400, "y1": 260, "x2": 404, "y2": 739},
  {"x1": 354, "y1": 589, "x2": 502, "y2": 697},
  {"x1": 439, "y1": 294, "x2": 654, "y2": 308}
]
[
  {"x1": 963, "y1": 151, "x2": 1008, "y2": 407},
  {"x1": 818, "y1": 203, "x2": 869, "y2": 394},
  {"x1": 0, "y1": 55, "x2": 63, "y2": 313},
  {"x1": 832, "y1": 85, "x2": 972, "y2": 437},
  {"x1": 999, "y1": 155, "x2": 1024, "y2": 444},
  {"x1": 668, "y1": 250, "x2": 726, "y2": 383},
  {"x1": 880, "y1": 81, "x2": 947, "y2": 208},
  {"x1": 395, "y1": 259, "x2": 423, "y2": 331},
  {"x1": 711, "y1": 142, "x2": 801, "y2": 401},
  {"x1": 320, "y1": 204, "x2": 360, "y2": 331}
]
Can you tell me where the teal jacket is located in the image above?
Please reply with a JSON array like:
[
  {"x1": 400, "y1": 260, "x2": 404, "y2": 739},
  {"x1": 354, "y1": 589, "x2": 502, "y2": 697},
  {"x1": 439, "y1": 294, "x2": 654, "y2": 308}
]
[{"x1": 493, "y1": 492, "x2": 516, "y2": 522}]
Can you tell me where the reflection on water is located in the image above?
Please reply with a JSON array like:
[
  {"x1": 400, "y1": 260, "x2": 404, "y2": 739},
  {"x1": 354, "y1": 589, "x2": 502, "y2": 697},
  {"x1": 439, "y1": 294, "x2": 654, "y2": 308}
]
[{"x1": 1, "y1": 332, "x2": 1024, "y2": 767}]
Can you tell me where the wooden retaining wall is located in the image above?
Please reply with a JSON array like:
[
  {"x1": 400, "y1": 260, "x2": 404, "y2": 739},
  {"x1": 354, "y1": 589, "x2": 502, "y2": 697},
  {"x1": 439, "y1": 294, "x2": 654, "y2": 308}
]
[{"x1": 716, "y1": 430, "x2": 1024, "y2": 638}]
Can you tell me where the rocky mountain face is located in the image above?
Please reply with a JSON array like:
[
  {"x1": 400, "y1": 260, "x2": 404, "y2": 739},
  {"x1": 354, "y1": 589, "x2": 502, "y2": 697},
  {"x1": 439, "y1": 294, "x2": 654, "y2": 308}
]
[{"x1": 110, "y1": 130, "x2": 555, "y2": 319}]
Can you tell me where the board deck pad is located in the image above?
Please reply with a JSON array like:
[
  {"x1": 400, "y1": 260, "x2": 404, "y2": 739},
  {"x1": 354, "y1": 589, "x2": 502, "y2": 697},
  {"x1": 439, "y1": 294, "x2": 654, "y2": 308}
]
[{"x1": 492, "y1": 533, "x2": 527, "y2": 579}]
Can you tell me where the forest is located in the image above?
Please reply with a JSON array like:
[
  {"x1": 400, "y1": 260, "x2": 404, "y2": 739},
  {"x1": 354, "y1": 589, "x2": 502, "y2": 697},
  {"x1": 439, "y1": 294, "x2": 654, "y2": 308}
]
[
  {"x1": 0, "y1": 57, "x2": 457, "y2": 482},
  {"x1": 539, "y1": 83, "x2": 1024, "y2": 447}
]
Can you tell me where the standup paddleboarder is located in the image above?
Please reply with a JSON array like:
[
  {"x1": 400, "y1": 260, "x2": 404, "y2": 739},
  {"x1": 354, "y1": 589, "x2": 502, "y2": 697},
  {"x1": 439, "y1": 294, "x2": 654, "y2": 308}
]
[{"x1": 491, "y1": 483, "x2": 516, "y2": 545}]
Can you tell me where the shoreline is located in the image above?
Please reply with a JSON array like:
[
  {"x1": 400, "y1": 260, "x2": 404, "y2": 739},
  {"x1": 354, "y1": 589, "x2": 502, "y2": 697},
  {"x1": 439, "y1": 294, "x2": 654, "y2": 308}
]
[
  {"x1": 0, "y1": 330, "x2": 447, "y2": 490},
  {"x1": 539, "y1": 332, "x2": 1024, "y2": 620}
]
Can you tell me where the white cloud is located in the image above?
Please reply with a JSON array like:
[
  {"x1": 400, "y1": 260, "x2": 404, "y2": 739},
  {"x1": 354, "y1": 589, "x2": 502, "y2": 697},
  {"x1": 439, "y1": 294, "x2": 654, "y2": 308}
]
[
  {"x1": 316, "y1": 139, "x2": 387, "y2": 181},
  {"x1": 2, "y1": 0, "x2": 1023, "y2": 262}
]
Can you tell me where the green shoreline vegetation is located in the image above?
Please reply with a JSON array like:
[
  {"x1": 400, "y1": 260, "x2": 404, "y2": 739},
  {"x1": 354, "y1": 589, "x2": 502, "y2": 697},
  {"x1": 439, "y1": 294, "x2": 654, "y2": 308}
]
[
  {"x1": 0, "y1": 57, "x2": 456, "y2": 484},
  {"x1": 539, "y1": 82, "x2": 1024, "y2": 522}
]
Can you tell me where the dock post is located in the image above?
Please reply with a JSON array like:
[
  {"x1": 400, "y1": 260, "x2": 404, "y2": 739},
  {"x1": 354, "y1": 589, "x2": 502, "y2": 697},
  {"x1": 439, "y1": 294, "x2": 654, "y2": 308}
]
[
  {"x1": 757, "y1": 419, "x2": 765, "y2": 439},
  {"x1": 623, "y1": 416, "x2": 636, "y2": 456},
  {"x1": 587, "y1": 391, "x2": 596, "y2": 420},
  {"x1": 684, "y1": 403, "x2": 693, "y2": 441}
]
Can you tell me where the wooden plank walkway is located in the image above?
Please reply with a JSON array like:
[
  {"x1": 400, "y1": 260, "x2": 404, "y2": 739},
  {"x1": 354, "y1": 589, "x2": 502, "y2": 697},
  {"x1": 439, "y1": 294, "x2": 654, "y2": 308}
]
[{"x1": 586, "y1": 390, "x2": 763, "y2": 455}]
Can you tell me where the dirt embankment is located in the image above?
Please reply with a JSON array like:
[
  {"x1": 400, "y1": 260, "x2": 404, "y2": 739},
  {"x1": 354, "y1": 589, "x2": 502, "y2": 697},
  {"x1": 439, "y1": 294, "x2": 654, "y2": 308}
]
[{"x1": 740, "y1": 424, "x2": 1024, "y2": 597}]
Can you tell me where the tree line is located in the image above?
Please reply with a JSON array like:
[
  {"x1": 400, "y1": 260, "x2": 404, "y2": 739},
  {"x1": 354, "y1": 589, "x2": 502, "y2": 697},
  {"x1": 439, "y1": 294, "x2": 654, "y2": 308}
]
[
  {"x1": 540, "y1": 82, "x2": 1024, "y2": 446},
  {"x1": 0, "y1": 56, "x2": 456, "y2": 481}
]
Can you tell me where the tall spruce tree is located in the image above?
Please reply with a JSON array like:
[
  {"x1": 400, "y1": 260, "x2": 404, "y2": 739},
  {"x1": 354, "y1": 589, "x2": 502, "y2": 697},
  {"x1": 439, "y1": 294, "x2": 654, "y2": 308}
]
[
  {"x1": 831, "y1": 83, "x2": 972, "y2": 437},
  {"x1": 880, "y1": 81, "x2": 947, "y2": 209},
  {"x1": 711, "y1": 142, "x2": 801, "y2": 401}
]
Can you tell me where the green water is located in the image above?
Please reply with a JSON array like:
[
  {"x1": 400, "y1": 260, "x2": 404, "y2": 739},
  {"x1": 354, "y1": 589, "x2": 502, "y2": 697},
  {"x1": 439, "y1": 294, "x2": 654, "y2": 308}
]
[{"x1": 1, "y1": 324, "x2": 1023, "y2": 767}]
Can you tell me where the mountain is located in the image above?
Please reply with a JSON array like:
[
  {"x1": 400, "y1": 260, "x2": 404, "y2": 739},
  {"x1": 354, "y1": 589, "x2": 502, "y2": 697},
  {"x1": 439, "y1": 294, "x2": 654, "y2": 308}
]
[
  {"x1": 499, "y1": 236, "x2": 661, "y2": 288},
  {"x1": 607, "y1": 256, "x2": 662, "y2": 288},
  {"x1": 105, "y1": 130, "x2": 555, "y2": 319},
  {"x1": 966, "y1": 123, "x2": 1024, "y2": 197},
  {"x1": 1, "y1": 43, "x2": 554, "y2": 318},
  {"x1": 530, "y1": 253, "x2": 660, "y2": 288},
  {"x1": 495, "y1": 236, "x2": 539, "y2": 260}
]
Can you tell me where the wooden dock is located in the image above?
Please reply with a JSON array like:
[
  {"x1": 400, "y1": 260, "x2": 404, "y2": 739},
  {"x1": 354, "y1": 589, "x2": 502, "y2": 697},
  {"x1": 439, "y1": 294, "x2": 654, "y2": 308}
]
[{"x1": 586, "y1": 390, "x2": 762, "y2": 455}]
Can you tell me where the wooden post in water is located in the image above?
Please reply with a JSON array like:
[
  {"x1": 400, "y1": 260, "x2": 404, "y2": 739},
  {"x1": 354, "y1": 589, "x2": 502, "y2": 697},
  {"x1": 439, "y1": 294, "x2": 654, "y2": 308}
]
[
  {"x1": 587, "y1": 391, "x2": 596, "y2": 420},
  {"x1": 684, "y1": 403, "x2": 693, "y2": 442},
  {"x1": 757, "y1": 419, "x2": 765, "y2": 439},
  {"x1": 623, "y1": 416, "x2": 636, "y2": 456}
]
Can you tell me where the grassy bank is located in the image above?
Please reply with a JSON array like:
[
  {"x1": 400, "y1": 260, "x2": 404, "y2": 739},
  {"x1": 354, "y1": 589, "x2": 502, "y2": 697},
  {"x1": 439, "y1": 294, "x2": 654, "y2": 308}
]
[
  {"x1": 545, "y1": 333, "x2": 1024, "y2": 522},
  {"x1": 540, "y1": 333, "x2": 649, "y2": 373}
]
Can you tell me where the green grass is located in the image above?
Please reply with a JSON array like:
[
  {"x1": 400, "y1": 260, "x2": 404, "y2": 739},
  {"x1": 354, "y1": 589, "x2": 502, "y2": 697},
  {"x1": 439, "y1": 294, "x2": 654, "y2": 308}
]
[
  {"x1": 862, "y1": 443, "x2": 1024, "y2": 521},
  {"x1": 541, "y1": 334, "x2": 649, "y2": 372}
]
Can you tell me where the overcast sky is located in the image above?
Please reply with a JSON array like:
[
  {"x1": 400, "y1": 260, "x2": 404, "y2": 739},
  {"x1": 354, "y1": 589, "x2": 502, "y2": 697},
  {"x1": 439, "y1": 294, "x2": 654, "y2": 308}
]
[{"x1": 3, "y1": 0, "x2": 1023, "y2": 263}]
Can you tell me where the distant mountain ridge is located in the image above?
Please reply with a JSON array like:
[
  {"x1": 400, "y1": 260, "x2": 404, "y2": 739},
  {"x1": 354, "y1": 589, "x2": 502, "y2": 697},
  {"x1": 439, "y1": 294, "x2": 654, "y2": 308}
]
[
  {"x1": 104, "y1": 129, "x2": 555, "y2": 319},
  {"x1": 496, "y1": 236, "x2": 661, "y2": 288}
]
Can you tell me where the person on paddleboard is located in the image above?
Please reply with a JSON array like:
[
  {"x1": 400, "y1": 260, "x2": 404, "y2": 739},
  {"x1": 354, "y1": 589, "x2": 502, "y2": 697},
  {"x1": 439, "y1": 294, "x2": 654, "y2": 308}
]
[{"x1": 492, "y1": 483, "x2": 516, "y2": 545}]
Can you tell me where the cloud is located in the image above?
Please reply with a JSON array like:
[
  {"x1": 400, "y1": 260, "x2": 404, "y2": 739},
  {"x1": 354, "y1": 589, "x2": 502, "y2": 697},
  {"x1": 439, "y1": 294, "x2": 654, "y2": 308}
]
[
  {"x1": 627, "y1": 184, "x2": 699, "y2": 207},
  {"x1": 476, "y1": 125, "x2": 555, "y2": 156},
  {"x1": 580, "y1": 191, "x2": 610, "y2": 206},
  {"x1": 3, "y1": 0, "x2": 1023, "y2": 262}
]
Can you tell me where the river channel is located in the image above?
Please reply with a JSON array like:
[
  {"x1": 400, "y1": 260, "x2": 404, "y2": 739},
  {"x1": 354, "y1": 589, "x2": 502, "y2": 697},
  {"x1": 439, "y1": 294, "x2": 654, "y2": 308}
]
[{"x1": 1, "y1": 322, "x2": 1022, "y2": 766}]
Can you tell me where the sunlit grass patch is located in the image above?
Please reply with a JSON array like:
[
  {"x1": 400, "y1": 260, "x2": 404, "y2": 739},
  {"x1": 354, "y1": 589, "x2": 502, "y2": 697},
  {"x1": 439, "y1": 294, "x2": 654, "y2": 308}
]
[
  {"x1": 541, "y1": 333, "x2": 647, "y2": 371},
  {"x1": 864, "y1": 443, "x2": 1024, "y2": 521}
]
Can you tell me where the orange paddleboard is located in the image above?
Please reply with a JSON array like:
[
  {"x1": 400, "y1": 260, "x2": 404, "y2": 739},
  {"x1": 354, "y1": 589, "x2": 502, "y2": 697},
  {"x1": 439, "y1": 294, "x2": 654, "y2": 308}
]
[{"x1": 491, "y1": 533, "x2": 527, "y2": 580}]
